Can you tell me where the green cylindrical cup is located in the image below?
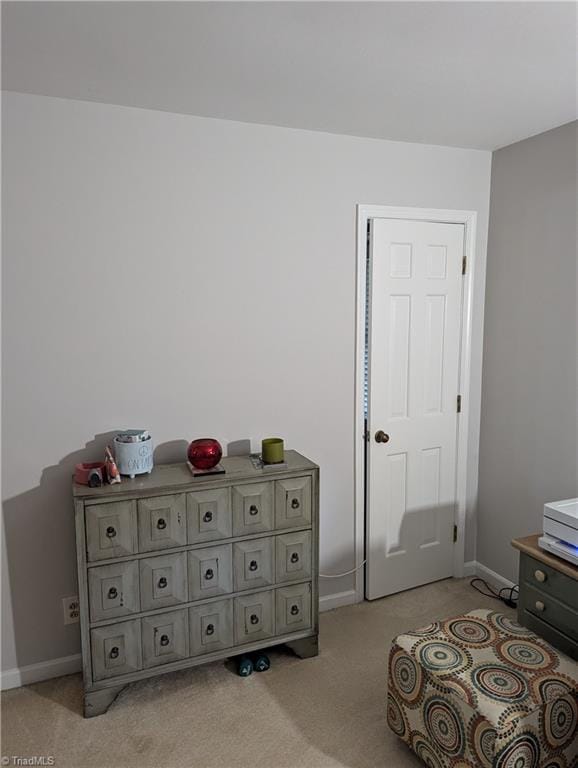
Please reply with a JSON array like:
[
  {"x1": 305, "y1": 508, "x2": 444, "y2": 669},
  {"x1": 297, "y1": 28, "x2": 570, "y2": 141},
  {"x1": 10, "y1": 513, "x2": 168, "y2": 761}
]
[{"x1": 261, "y1": 438, "x2": 284, "y2": 465}]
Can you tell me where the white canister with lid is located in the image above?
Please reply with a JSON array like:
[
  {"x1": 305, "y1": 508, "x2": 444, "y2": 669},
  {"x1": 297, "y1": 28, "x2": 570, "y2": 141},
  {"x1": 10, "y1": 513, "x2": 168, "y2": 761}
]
[{"x1": 113, "y1": 432, "x2": 153, "y2": 478}]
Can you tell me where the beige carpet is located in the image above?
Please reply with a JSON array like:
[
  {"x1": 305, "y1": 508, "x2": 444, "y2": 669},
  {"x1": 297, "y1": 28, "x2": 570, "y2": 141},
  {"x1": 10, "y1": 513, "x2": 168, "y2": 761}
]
[{"x1": 1, "y1": 578, "x2": 512, "y2": 768}]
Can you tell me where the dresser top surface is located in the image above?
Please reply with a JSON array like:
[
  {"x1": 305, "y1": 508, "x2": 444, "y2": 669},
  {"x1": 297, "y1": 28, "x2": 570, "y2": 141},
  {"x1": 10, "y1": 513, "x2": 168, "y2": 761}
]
[
  {"x1": 512, "y1": 533, "x2": 578, "y2": 581},
  {"x1": 73, "y1": 450, "x2": 318, "y2": 500}
]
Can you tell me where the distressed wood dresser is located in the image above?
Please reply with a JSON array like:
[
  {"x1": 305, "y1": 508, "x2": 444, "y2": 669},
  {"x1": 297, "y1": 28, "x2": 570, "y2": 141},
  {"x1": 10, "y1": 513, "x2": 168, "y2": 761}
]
[{"x1": 73, "y1": 450, "x2": 319, "y2": 716}]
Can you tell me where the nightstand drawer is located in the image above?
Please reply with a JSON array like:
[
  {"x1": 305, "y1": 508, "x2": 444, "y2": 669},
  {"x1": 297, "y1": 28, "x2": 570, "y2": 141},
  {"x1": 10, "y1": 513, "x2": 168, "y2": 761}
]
[
  {"x1": 521, "y1": 554, "x2": 578, "y2": 610},
  {"x1": 139, "y1": 552, "x2": 188, "y2": 611},
  {"x1": 232, "y1": 483, "x2": 273, "y2": 536},
  {"x1": 88, "y1": 561, "x2": 140, "y2": 622},
  {"x1": 187, "y1": 488, "x2": 232, "y2": 543},
  {"x1": 234, "y1": 590, "x2": 274, "y2": 644},
  {"x1": 188, "y1": 544, "x2": 233, "y2": 600},
  {"x1": 276, "y1": 583, "x2": 311, "y2": 635},
  {"x1": 137, "y1": 494, "x2": 186, "y2": 552},
  {"x1": 275, "y1": 477, "x2": 312, "y2": 529},
  {"x1": 276, "y1": 531, "x2": 311, "y2": 583},
  {"x1": 141, "y1": 609, "x2": 188, "y2": 669},
  {"x1": 233, "y1": 537, "x2": 275, "y2": 592},
  {"x1": 91, "y1": 620, "x2": 142, "y2": 681},
  {"x1": 190, "y1": 599, "x2": 233, "y2": 655},
  {"x1": 85, "y1": 501, "x2": 137, "y2": 562},
  {"x1": 523, "y1": 583, "x2": 578, "y2": 641}
]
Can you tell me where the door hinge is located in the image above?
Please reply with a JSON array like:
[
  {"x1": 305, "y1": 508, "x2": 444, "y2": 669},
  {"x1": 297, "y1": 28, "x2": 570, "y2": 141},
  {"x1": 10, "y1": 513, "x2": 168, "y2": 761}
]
[
  {"x1": 462, "y1": 255, "x2": 467, "y2": 275},
  {"x1": 453, "y1": 524, "x2": 458, "y2": 543},
  {"x1": 457, "y1": 394, "x2": 462, "y2": 413}
]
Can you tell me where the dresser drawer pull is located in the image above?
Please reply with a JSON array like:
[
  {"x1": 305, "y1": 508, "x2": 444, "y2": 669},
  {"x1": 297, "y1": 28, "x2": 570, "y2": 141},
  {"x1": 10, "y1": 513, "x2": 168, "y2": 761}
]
[
  {"x1": 290, "y1": 553, "x2": 300, "y2": 564},
  {"x1": 206, "y1": 624, "x2": 215, "y2": 636},
  {"x1": 203, "y1": 511, "x2": 213, "y2": 523},
  {"x1": 160, "y1": 635, "x2": 170, "y2": 647},
  {"x1": 290, "y1": 605, "x2": 299, "y2": 616},
  {"x1": 107, "y1": 587, "x2": 118, "y2": 600},
  {"x1": 291, "y1": 498, "x2": 300, "y2": 510},
  {"x1": 534, "y1": 569, "x2": 547, "y2": 583},
  {"x1": 109, "y1": 646, "x2": 119, "y2": 660},
  {"x1": 158, "y1": 577, "x2": 168, "y2": 589},
  {"x1": 249, "y1": 505, "x2": 259, "y2": 516},
  {"x1": 249, "y1": 560, "x2": 258, "y2": 572},
  {"x1": 156, "y1": 518, "x2": 167, "y2": 530},
  {"x1": 250, "y1": 614, "x2": 259, "y2": 625},
  {"x1": 204, "y1": 568, "x2": 214, "y2": 581},
  {"x1": 105, "y1": 526, "x2": 117, "y2": 539},
  {"x1": 535, "y1": 600, "x2": 545, "y2": 612}
]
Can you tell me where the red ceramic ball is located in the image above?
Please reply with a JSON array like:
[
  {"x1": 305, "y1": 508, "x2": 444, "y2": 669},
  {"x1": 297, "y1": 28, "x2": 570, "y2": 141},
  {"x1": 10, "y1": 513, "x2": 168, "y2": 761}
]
[{"x1": 187, "y1": 438, "x2": 222, "y2": 470}]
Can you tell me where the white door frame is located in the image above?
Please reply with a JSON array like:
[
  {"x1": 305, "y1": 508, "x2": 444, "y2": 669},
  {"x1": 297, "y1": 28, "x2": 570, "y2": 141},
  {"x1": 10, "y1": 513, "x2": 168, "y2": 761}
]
[{"x1": 354, "y1": 205, "x2": 478, "y2": 602}]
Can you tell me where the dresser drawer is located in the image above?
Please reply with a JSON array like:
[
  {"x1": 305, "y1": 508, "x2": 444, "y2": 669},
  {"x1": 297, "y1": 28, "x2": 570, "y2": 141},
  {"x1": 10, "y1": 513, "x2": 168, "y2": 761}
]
[
  {"x1": 276, "y1": 531, "x2": 312, "y2": 583},
  {"x1": 189, "y1": 598, "x2": 233, "y2": 656},
  {"x1": 91, "y1": 619, "x2": 142, "y2": 681},
  {"x1": 276, "y1": 583, "x2": 312, "y2": 635},
  {"x1": 85, "y1": 501, "x2": 138, "y2": 562},
  {"x1": 234, "y1": 590, "x2": 275, "y2": 644},
  {"x1": 275, "y1": 477, "x2": 312, "y2": 529},
  {"x1": 187, "y1": 488, "x2": 232, "y2": 543},
  {"x1": 232, "y1": 482, "x2": 273, "y2": 536},
  {"x1": 521, "y1": 554, "x2": 578, "y2": 611},
  {"x1": 88, "y1": 561, "x2": 140, "y2": 622},
  {"x1": 141, "y1": 609, "x2": 188, "y2": 669},
  {"x1": 522, "y1": 583, "x2": 578, "y2": 641},
  {"x1": 139, "y1": 552, "x2": 188, "y2": 611},
  {"x1": 188, "y1": 544, "x2": 233, "y2": 600},
  {"x1": 137, "y1": 494, "x2": 186, "y2": 552},
  {"x1": 233, "y1": 537, "x2": 275, "y2": 592}
]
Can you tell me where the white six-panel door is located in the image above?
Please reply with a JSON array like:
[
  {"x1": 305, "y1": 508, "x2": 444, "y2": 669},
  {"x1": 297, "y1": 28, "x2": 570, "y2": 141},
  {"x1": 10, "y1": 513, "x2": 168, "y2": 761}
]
[{"x1": 366, "y1": 218, "x2": 464, "y2": 599}]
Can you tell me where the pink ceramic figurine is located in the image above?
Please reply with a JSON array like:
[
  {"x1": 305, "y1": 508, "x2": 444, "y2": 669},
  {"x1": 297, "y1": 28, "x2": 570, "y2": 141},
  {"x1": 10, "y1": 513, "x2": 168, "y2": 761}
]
[{"x1": 105, "y1": 446, "x2": 121, "y2": 484}]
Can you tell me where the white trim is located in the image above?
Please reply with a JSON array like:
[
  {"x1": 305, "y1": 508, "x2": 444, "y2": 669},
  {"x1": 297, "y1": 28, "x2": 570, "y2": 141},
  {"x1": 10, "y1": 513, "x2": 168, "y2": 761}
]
[
  {"x1": 474, "y1": 561, "x2": 516, "y2": 591},
  {"x1": 355, "y1": 205, "x2": 479, "y2": 602},
  {"x1": 2, "y1": 567, "x2": 515, "y2": 690},
  {"x1": 1, "y1": 653, "x2": 82, "y2": 691},
  {"x1": 319, "y1": 589, "x2": 357, "y2": 612},
  {"x1": 462, "y1": 560, "x2": 515, "y2": 589}
]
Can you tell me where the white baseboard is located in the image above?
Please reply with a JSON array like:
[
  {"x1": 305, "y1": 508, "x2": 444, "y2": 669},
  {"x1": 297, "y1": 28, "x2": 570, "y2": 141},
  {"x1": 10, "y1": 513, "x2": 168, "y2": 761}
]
[
  {"x1": 461, "y1": 560, "x2": 515, "y2": 590},
  {"x1": 319, "y1": 589, "x2": 358, "y2": 612},
  {"x1": 2, "y1": 569, "x2": 513, "y2": 690},
  {"x1": 474, "y1": 561, "x2": 515, "y2": 591},
  {"x1": 3, "y1": 590, "x2": 358, "y2": 689},
  {"x1": 1, "y1": 653, "x2": 82, "y2": 691}
]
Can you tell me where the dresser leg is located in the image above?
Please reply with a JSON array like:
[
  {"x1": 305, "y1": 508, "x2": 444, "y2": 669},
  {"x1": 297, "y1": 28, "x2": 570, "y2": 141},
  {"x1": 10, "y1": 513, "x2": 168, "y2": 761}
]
[
  {"x1": 84, "y1": 685, "x2": 125, "y2": 717},
  {"x1": 286, "y1": 634, "x2": 319, "y2": 659}
]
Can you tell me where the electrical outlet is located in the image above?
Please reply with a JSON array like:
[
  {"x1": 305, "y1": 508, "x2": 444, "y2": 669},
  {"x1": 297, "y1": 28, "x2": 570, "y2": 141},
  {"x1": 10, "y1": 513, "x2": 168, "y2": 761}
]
[{"x1": 62, "y1": 595, "x2": 80, "y2": 625}]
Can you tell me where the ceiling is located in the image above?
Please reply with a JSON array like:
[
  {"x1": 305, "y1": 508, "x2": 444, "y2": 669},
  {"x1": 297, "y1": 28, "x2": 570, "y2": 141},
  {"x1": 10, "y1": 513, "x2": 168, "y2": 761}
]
[{"x1": 2, "y1": 1, "x2": 576, "y2": 150}]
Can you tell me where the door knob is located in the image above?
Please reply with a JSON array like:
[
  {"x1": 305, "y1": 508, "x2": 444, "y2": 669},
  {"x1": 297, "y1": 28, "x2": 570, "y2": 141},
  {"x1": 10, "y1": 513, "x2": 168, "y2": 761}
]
[{"x1": 375, "y1": 430, "x2": 390, "y2": 444}]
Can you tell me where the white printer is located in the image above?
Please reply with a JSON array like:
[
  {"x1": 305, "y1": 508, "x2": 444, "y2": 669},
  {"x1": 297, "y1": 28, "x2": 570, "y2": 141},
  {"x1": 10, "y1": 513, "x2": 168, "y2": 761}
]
[{"x1": 539, "y1": 498, "x2": 578, "y2": 566}]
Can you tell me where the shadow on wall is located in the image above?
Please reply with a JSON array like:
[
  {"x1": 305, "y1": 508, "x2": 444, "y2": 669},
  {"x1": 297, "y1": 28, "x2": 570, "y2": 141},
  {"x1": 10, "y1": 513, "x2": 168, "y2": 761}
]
[
  {"x1": 2, "y1": 433, "x2": 189, "y2": 673},
  {"x1": 3, "y1": 435, "x2": 331, "y2": 675}
]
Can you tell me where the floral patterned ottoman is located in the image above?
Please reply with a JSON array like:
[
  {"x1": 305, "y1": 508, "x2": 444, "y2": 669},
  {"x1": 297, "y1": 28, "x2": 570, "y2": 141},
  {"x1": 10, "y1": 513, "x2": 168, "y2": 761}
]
[{"x1": 387, "y1": 609, "x2": 578, "y2": 767}]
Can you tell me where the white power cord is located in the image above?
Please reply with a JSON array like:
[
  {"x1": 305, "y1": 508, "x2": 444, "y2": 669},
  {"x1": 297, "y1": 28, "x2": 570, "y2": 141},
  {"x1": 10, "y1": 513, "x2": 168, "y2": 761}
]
[{"x1": 320, "y1": 560, "x2": 367, "y2": 578}]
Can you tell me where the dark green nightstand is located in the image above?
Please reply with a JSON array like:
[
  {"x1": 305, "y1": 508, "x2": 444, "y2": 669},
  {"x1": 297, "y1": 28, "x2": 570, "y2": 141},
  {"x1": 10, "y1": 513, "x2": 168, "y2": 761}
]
[{"x1": 512, "y1": 534, "x2": 578, "y2": 660}]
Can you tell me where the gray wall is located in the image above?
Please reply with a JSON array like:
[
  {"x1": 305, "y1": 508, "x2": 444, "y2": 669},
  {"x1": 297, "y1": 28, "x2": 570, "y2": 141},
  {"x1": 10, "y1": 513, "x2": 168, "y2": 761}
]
[
  {"x1": 478, "y1": 121, "x2": 578, "y2": 582},
  {"x1": 2, "y1": 92, "x2": 491, "y2": 676}
]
